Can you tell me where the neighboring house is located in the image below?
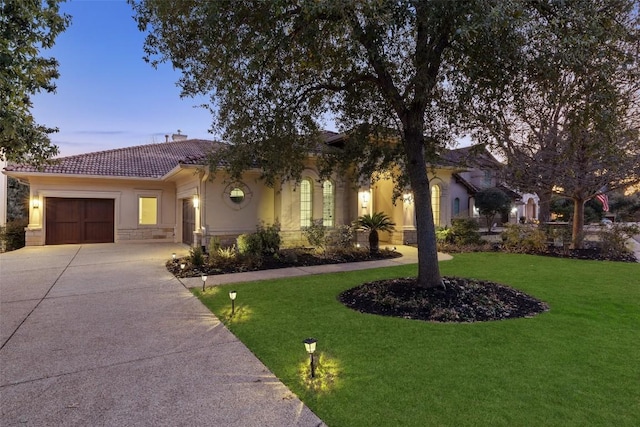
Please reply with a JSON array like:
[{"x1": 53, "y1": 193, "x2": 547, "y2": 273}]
[{"x1": 2, "y1": 133, "x2": 530, "y2": 248}]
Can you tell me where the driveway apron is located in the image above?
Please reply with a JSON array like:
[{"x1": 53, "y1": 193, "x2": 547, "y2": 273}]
[{"x1": 0, "y1": 243, "x2": 324, "y2": 426}]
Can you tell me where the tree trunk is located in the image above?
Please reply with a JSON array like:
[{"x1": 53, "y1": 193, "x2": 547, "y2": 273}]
[
  {"x1": 537, "y1": 187, "x2": 553, "y2": 224},
  {"x1": 403, "y1": 126, "x2": 442, "y2": 288},
  {"x1": 571, "y1": 198, "x2": 586, "y2": 249},
  {"x1": 369, "y1": 229, "x2": 379, "y2": 254}
]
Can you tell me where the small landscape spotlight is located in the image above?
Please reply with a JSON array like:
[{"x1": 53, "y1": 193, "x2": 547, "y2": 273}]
[
  {"x1": 180, "y1": 263, "x2": 186, "y2": 272},
  {"x1": 201, "y1": 275, "x2": 207, "y2": 292},
  {"x1": 229, "y1": 290, "x2": 237, "y2": 315},
  {"x1": 303, "y1": 338, "x2": 317, "y2": 378},
  {"x1": 172, "y1": 253, "x2": 176, "y2": 261}
]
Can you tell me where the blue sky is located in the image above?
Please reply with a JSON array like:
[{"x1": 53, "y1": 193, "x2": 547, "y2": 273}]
[{"x1": 32, "y1": 0, "x2": 214, "y2": 157}]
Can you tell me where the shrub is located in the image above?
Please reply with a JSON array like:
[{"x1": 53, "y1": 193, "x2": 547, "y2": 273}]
[
  {"x1": 256, "y1": 221, "x2": 281, "y2": 254},
  {"x1": 450, "y1": 218, "x2": 481, "y2": 245},
  {"x1": 501, "y1": 224, "x2": 547, "y2": 253},
  {"x1": 208, "y1": 236, "x2": 221, "y2": 254},
  {"x1": 189, "y1": 246, "x2": 205, "y2": 267},
  {"x1": 237, "y1": 233, "x2": 263, "y2": 257},
  {"x1": 208, "y1": 245, "x2": 238, "y2": 270},
  {"x1": 436, "y1": 226, "x2": 453, "y2": 243},
  {"x1": 303, "y1": 220, "x2": 327, "y2": 250},
  {"x1": 598, "y1": 223, "x2": 639, "y2": 258},
  {"x1": 0, "y1": 219, "x2": 28, "y2": 252},
  {"x1": 327, "y1": 224, "x2": 355, "y2": 249}
]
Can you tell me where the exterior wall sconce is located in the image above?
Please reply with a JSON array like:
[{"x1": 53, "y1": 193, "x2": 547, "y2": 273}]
[
  {"x1": 192, "y1": 195, "x2": 200, "y2": 209},
  {"x1": 303, "y1": 338, "x2": 317, "y2": 378},
  {"x1": 359, "y1": 190, "x2": 370, "y2": 208},
  {"x1": 229, "y1": 290, "x2": 237, "y2": 315},
  {"x1": 201, "y1": 275, "x2": 207, "y2": 292},
  {"x1": 32, "y1": 198, "x2": 40, "y2": 209}
]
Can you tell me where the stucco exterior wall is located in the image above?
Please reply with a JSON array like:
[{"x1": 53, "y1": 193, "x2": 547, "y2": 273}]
[{"x1": 202, "y1": 173, "x2": 276, "y2": 246}]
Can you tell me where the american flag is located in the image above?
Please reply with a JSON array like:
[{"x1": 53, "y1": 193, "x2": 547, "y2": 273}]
[{"x1": 595, "y1": 193, "x2": 609, "y2": 212}]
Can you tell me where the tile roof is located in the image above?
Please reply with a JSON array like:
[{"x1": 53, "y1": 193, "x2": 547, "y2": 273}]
[
  {"x1": 4, "y1": 139, "x2": 225, "y2": 179},
  {"x1": 439, "y1": 146, "x2": 503, "y2": 169}
]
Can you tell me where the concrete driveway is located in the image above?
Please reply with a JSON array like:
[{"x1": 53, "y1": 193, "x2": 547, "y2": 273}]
[{"x1": 0, "y1": 243, "x2": 324, "y2": 426}]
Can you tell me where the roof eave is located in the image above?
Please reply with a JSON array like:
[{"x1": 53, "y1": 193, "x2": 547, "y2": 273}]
[{"x1": 2, "y1": 170, "x2": 164, "y2": 181}]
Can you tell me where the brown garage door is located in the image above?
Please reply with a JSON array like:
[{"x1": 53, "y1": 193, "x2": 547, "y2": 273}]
[{"x1": 46, "y1": 198, "x2": 115, "y2": 245}]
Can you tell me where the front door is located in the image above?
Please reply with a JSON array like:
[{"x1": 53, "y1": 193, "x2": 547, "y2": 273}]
[{"x1": 182, "y1": 199, "x2": 195, "y2": 245}]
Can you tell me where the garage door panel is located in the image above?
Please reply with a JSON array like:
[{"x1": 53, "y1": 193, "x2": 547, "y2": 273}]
[
  {"x1": 51, "y1": 223, "x2": 81, "y2": 244},
  {"x1": 85, "y1": 199, "x2": 113, "y2": 221},
  {"x1": 84, "y1": 223, "x2": 114, "y2": 243},
  {"x1": 46, "y1": 198, "x2": 114, "y2": 245}
]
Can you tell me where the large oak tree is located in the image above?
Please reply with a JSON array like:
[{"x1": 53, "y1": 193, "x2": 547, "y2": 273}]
[
  {"x1": 0, "y1": 0, "x2": 69, "y2": 164},
  {"x1": 461, "y1": 0, "x2": 640, "y2": 248},
  {"x1": 131, "y1": 0, "x2": 546, "y2": 288}
]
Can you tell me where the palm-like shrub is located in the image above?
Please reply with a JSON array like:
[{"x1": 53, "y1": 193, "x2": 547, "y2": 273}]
[{"x1": 355, "y1": 212, "x2": 396, "y2": 254}]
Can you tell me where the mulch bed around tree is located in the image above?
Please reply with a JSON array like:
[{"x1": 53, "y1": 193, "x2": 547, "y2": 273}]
[{"x1": 339, "y1": 277, "x2": 549, "y2": 323}]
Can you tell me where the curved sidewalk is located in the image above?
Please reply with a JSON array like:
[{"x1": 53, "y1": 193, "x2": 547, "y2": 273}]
[{"x1": 0, "y1": 243, "x2": 327, "y2": 426}]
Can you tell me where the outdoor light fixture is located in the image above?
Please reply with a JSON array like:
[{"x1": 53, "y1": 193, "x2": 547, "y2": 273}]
[
  {"x1": 229, "y1": 290, "x2": 237, "y2": 315},
  {"x1": 180, "y1": 263, "x2": 186, "y2": 271},
  {"x1": 32, "y1": 198, "x2": 40, "y2": 209},
  {"x1": 172, "y1": 253, "x2": 176, "y2": 261},
  {"x1": 201, "y1": 275, "x2": 207, "y2": 292},
  {"x1": 359, "y1": 190, "x2": 371, "y2": 208},
  {"x1": 192, "y1": 195, "x2": 200, "y2": 209},
  {"x1": 303, "y1": 338, "x2": 317, "y2": 378}
]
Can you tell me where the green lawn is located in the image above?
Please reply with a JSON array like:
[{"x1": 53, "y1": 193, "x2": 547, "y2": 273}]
[{"x1": 194, "y1": 253, "x2": 639, "y2": 427}]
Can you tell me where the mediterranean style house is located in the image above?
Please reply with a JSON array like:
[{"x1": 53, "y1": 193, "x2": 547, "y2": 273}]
[{"x1": 2, "y1": 132, "x2": 535, "y2": 248}]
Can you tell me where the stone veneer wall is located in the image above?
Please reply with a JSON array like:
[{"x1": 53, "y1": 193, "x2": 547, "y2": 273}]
[
  {"x1": 24, "y1": 228, "x2": 43, "y2": 246},
  {"x1": 117, "y1": 227, "x2": 174, "y2": 241}
]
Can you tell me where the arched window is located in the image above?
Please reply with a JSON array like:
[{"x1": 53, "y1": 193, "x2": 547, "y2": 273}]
[
  {"x1": 322, "y1": 180, "x2": 334, "y2": 227},
  {"x1": 431, "y1": 184, "x2": 441, "y2": 226},
  {"x1": 453, "y1": 197, "x2": 460, "y2": 216},
  {"x1": 300, "y1": 179, "x2": 312, "y2": 228}
]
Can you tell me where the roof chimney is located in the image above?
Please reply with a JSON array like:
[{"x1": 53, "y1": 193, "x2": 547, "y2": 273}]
[
  {"x1": 165, "y1": 134, "x2": 169, "y2": 143},
  {"x1": 171, "y1": 129, "x2": 187, "y2": 141}
]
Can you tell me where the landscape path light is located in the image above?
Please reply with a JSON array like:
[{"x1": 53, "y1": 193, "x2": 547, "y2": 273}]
[
  {"x1": 303, "y1": 338, "x2": 317, "y2": 378},
  {"x1": 172, "y1": 253, "x2": 176, "y2": 261},
  {"x1": 180, "y1": 263, "x2": 186, "y2": 274},
  {"x1": 229, "y1": 290, "x2": 237, "y2": 315},
  {"x1": 201, "y1": 275, "x2": 207, "y2": 292}
]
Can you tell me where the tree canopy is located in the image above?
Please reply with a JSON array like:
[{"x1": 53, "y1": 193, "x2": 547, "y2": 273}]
[
  {"x1": 132, "y1": 0, "x2": 538, "y2": 288},
  {"x1": 130, "y1": 0, "x2": 625, "y2": 285},
  {"x1": 0, "y1": 0, "x2": 70, "y2": 165},
  {"x1": 475, "y1": 187, "x2": 511, "y2": 232},
  {"x1": 460, "y1": 0, "x2": 640, "y2": 247}
]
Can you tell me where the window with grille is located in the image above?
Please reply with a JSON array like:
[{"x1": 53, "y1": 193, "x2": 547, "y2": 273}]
[
  {"x1": 431, "y1": 185, "x2": 441, "y2": 226},
  {"x1": 300, "y1": 179, "x2": 312, "y2": 228},
  {"x1": 322, "y1": 180, "x2": 334, "y2": 227}
]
